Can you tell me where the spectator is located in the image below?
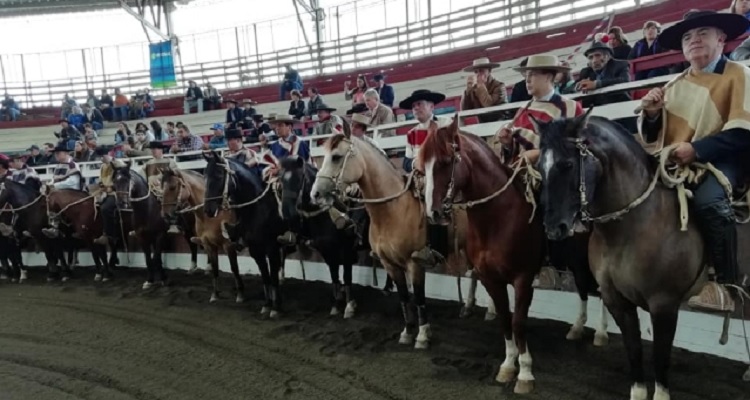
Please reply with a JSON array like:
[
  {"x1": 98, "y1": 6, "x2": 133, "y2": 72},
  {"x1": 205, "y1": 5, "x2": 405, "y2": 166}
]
[
  {"x1": 60, "y1": 93, "x2": 77, "y2": 120},
  {"x1": 732, "y1": 35, "x2": 750, "y2": 60},
  {"x1": 461, "y1": 57, "x2": 507, "y2": 123},
  {"x1": 510, "y1": 58, "x2": 532, "y2": 103},
  {"x1": 628, "y1": 21, "x2": 669, "y2": 80},
  {"x1": 123, "y1": 131, "x2": 151, "y2": 157},
  {"x1": 372, "y1": 74, "x2": 395, "y2": 108},
  {"x1": 224, "y1": 100, "x2": 243, "y2": 128},
  {"x1": 288, "y1": 90, "x2": 305, "y2": 120},
  {"x1": 83, "y1": 123, "x2": 98, "y2": 141},
  {"x1": 206, "y1": 123, "x2": 227, "y2": 150},
  {"x1": 134, "y1": 124, "x2": 155, "y2": 142},
  {"x1": 554, "y1": 61, "x2": 577, "y2": 94},
  {"x1": 165, "y1": 121, "x2": 177, "y2": 138},
  {"x1": 56, "y1": 119, "x2": 82, "y2": 150},
  {"x1": 183, "y1": 80, "x2": 204, "y2": 114},
  {"x1": 576, "y1": 41, "x2": 631, "y2": 106},
  {"x1": 85, "y1": 89, "x2": 99, "y2": 109},
  {"x1": 280, "y1": 64, "x2": 303, "y2": 101},
  {"x1": 114, "y1": 122, "x2": 131, "y2": 147},
  {"x1": 204, "y1": 83, "x2": 222, "y2": 110},
  {"x1": 151, "y1": 120, "x2": 168, "y2": 141},
  {"x1": 344, "y1": 75, "x2": 368, "y2": 105},
  {"x1": 240, "y1": 99, "x2": 258, "y2": 130},
  {"x1": 67, "y1": 106, "x2": 86, "y2": 131},
  {"x1": 247, "y1": 114, "x2": 271, "y2": 143},
  {"x1": 132, "y1": 88, "x2": 154, "y2": 119},
  {"x1": 363, "y1": 89, "x2": 395, "y2": 138},
  {"x1": 1, "y1": 94, "x2": 20, "y2": 122},
  {"x1": 170, "y1": 125, "x2": 204, "y2": 154},
  {"x1": 99, "y1": 89, "x2": 114, "y2": 121},
  {"x1": 312, "y1": 103, "x2": 344, "y2": 137},
  {"x1": 608, "y1": 26, "x2": 632, "y2": 59},
  {"x1": 732, "y1": 0, "x2": 750, "y2": 32},
  {"x1": 82, "y1": 137, "x2": 99, "y2": 162},
  {"x1": 82, "y1": 104, "x2": 104, "y2": 130},
  {"x1": 305, "y1": 88, "x2": 324, "y2": 119},
  {"x1": 113, "y1": 88, "x2": 130, "y2": 122},
  {"x1": 73, "y1": 141, "x2": 87, "y2": 162},
  {"x1": 40, "y1": 143, "x2": 56, "y2": 165},
  {"x1": 25, "y1": 145, "x2": 46, "y2": 167}
]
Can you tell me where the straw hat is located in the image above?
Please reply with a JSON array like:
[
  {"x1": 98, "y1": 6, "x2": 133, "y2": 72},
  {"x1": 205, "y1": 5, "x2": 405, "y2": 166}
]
[
  {"x1": 351, "y1": 113, "x2": 371, "y2": 127},
  {"x1": 513, "y1": 54, "x2": 570, "y2": 73},
  {"x1": 242, "y1": 99, "x2": 258, "y2": 105},
  {"x1": 462, "y1": 57, "x2": 501, "y2": 72},
  {"x1": 268, "y1": 114, "x2": 299, "y2": 125}
]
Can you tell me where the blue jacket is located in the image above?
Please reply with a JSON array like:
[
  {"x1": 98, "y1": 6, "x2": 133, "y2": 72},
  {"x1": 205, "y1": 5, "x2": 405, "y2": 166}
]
[
  {"x1": 208, "y1": 135, "x2": 227, "y2": 150},
  {"x1": 377, "y1": 84, "x2": 395, "y2": 108}
]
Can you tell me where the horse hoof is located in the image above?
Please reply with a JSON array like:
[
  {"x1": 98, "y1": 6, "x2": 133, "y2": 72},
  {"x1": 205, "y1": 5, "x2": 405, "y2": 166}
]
[
  {"x1": 344, "y1": 301, "x2": 357, "y2": 319},
  {"x1": 204, "y1": 268, "x2": 211, "y2": 276},
  {"x1": 10, "y1": 278, "x2": 17, "y2": 283},
  {"x1": 94, "y1": 274, "x2": 102, "y2": 282},
  {"x1": 495, "y1": 367, "x2": 517, "y2": 383},
  {"x1": 484, "y1": 311, "x2": 497, "y2": 321},
  {"x1": 46, "y1": 277, "x2": 55, "y2": 283},
  {"x1": 269, "y1": 310, "x2": 280, "y2": 319},
  {"x1": 414, "y1": 339, "x2": 429, "y2": 350},
  {"x1": 459, "y1": 306, "x2": 473, "y2": 319},
  {"x1": 514, "y1": 379, "x2": 534, "y2": 394},
  {"x1": 209, "y1": 293, "x2": 219, "y2": 303},
  {"x1": 593, "y1": 332, "x2": 609, "y2": 347},
  {"x1": 330, "y1": 306, "x2": 340, "y2": 316},
  {"x1": 398, "y1": 330, "x2": 414, "y2": 345},
  {"x1": 19, "y1": 271, "x2": 27, "y2": 282},
  {"x1": 260, "y1": 306, "x2": 271, "y2": 316},
  {"x1": 0, "y1": 273, "x2": 8, "y2": 280},
  {"x1": 61, "y1": 276, "x2": 70, "y2": 283},
  {"x1": 235, "y1": 294, "x2": 245, "y2": 303},
  {"x1": 102, "y1": 277, "x2": 111, "y2": 282},
  {"x1": 742, "y1": 366, "x2": 750, "y2": 382},
  {"x1": 566, "y1": 327, "x2": 584, "y2": 341},
  {"x1": 142, "y1": 281, "x2": 153, "y2": 290},
  {"x1": 186, "y1": 264, "x2": 198, "y2": 275}
]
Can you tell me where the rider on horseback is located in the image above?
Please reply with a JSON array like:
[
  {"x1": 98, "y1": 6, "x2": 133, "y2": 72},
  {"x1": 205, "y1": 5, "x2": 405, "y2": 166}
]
[
  {"x1": 49, "y1": 145, "x2": 83, "y2": 191},
  {"x1": 400, "y1": 89, "x2": 452, "y2": 269},
  {"x1": 93, "y1": 148, "x2": 127, "y2": 246},
  {"x1": 638, "y1": 11, "x2": 750, "y2": 312},
  {"x1": 9, "y1": 154, "x2": 40, "y2": 190},
  {"x1": 143, "y1": 141, "x2": 181, "y2": 235}
]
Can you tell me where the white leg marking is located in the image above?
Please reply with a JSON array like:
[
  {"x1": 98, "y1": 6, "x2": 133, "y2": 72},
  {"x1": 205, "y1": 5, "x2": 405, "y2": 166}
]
[
  {"x1": 630, "y1": 383, "x2": 648, "y2": 400},
  {"x1": 594, "y1": 300, "x2": 610, "y2": 346},
  {"x1": 567, "y1": 299, "x2": 587, "y2": 340},
  {"x1": 424, "y1": 157, "x2": 435, "y2": 220},
  {"x1": 517, "y1": 351, "x2": 535, "y2": 382},
  {"x1": 653, "y1": 383, "x2": 670, "y2": 400},
  {"x1": 496, "y1": 337, "x2": 518, "y2": 383},
  {"x1": 415, "y1": 323, "x2": 431, "y2": 349},
  {"x1": 542, "y1": 150, "x2": 555, "y2": 180}
]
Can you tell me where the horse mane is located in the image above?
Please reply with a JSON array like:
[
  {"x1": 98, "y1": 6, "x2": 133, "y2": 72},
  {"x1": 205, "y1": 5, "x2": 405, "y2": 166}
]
[
  {"x1": 224, "y1": 157, "x2": 264, "y2": 194},
  {"x1": 418, "y1": 127, "x2": 511, "y2": 174},
  {"x1": 325, "y1": 134, "x2": 347, "y2": 152},
  {"x1": 326, "y1": 133, "x2": 399, "y2": 173}
]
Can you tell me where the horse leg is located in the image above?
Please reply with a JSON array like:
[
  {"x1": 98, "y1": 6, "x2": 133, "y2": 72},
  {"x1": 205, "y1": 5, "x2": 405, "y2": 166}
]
[
  {"x1": 43, "y1": 246, "x2": 59, "y2": 282},
  {"x1": 92, "y1": 244, "x2": 105, "y2": 282},
  {"x1": 594, "y1": 299, "x2": 610, "y2": 347},
  {"x1": 411, "y1": 265, "x2": 431, "y2": 350},
  {"x1": 460, "y1": 270, "x2": 477, "y2": 319},
  {"x1": 481, "y1": 279, "x2": 516, "y2": 384},
  {"x1": 154, "y1": 236, "x2": 168, "y2": 285},
  {"x1": 566, "y1": 290, "x2": 588, "y2": 341},
  {"x1": 251, "y1": 248, "x2": 273, "y2": 317},
  {"x1": 327, "y1": 261, "x2": 342, "y2": 316},
  {"x1": 187, "y1": 239, "x2": 199, "y2": 274},
  {"x1": 512, "y1": 280, "x2": 536, "y2": 394},
  {"x1": 141, "y1": 242, "x2": 155, "y2": 289},
  {"x1": 226, "y1": 246, "x2": 244, "y2": 303},
  {"x1": 391, "y1": 267, "x2": 415, "y2": 345},
  {"x1": 650, "y1": 309, "x2": 679, "y2": 400},
  {"x1": 208, "y1": 249, "x2": 221, "y2": 303},
  {"x1": 343, "y1": 263, "x2": 356, "y2": 319},
  {"x1": 268, "y1": 247, "x2": 284, "y2": 319},
  {"x1": 602, "y1": 289, "x2": 646, "y2": 400}
]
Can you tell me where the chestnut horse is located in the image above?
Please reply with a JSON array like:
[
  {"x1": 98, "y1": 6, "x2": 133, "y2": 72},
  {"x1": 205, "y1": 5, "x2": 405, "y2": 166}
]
[
  {"x1": 418, "y1": 117, "x2": 543, "y2": 394},
  {"x1": 160, "y1": 168, "x2": 245, "y2": 303},
  {"x1": 310, "y1": 131, "x2": 474, "y2": 349},
  {"x1": 535, "y1": 113, "x2": 750, "y2": 399}
]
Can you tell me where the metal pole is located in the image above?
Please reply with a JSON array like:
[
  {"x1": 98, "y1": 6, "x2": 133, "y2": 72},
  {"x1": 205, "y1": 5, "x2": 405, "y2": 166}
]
[
  {"x1": 235, "y1": 26, "x2": 243, "y2": 86},
  {"x1": 253, "y1": 23, "x2": 261, "y2": 83},
  {"x1": 81, "y1": 49, "x2": 89, "y2": 91},
  {"x1": 427, "y1": 0, "x2": 432, "y2": 51},
  {"x1": 336, "y1": 6, "x2": 342, "y2": 68},
  {"x1": 100, "y1": 46, "x2": 108, "y2": 90}
]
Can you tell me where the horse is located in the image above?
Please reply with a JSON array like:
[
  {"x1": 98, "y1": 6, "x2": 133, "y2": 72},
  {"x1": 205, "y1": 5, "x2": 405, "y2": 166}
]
[
  {"x1": 278, "y1": 155, "x2": 361, "y2": 318},
  {"x1": 417, "y1": 116, "x2": 546, "y2": 394},
  {"x1": 112, "y1": 164, "x2": 169, "y2": 289},
  {"x1": 534, "y1": 112, "x2": 750, "y2": 399},
  {"x1": 0, "y1": 205, "x2": 27, "y2": 282},
  {"x1": 0, "y1": 180, "x2": 73, "y2": 281},
  {"x1": 43, "y1": 189, "x2": 118, "y2": 281},
  {"x1": 309, "y1": 130, "x2": 474, "y2": 350},
  {"x1": 202, "y1": 151, "x2": 285, "y2": 318},
  {"x1": 160, "y1": 167, "x2": 245, "y2": 303}
]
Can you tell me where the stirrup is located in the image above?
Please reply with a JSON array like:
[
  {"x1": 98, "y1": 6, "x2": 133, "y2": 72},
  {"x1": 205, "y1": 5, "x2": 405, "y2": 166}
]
[{"x1": 687, "y1": 281, "x2": 735, "y2": 313}]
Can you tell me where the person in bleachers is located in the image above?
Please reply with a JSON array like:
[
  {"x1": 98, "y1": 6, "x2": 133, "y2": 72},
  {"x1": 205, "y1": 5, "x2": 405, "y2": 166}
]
[
  {"x1": 224, "y1": 99, "x2": 243, "y2": 129},
  {"x1": 82, "y1": 104, "x2": 104, "y2": 130},
  {"x1": 554, "y1": 61, "x2": 577, "y2": 94},
  {"x1": 122, "y1": 131, "x2": 151, "y2": 157},
  {"x1": 83, "y1": 123, "x2": 98, "y2": 141},
  {"x1": 246, "y1": 114, "x2": 271, "y2": 143},
  {"x1": 280, "y1": 64, "x2": 303, "y2": 101},
  {"x1": 67, "y1": 106, "x2": 86, "y2": 132},
  {"x1": 114, "y1": 122, "x2": 131, "y2": 147},
  {"x1": 113, "y1": 88, "x2": 130, "y2": 122},
  {"x1": 204, "y1": 83, "x2": 222, "y2": 110},
  {"x1": 372, "y1": 74, "x2": 394, "y2": 108},
  {"x1": 150, "y1": 120, "x2": 168, "y2": 141},
  {"x1": 240, "y1": 99, "x2": 258, "y2": 130},
  {"x1": 85, "y1": 89, "x2": 100, "y2": 109},
  {"x1": 40, "y1": 143, "x2": 56, "y2": 166},
  {"x1": 344, "y1": 75, "x2": 369, "y2": 105},
  {"x1": 289, "y1": 90, "x2": 305, "y2": 120},
  {"x1": 99, "y1": 89, "x2": 114, "y2": 122},
  {"x1": 461, "y1": 57, "x2": 507, "y2": 123},
  {"x1": 10, "y1": 154, "x2": 40, "y2": 190},
  {"x1": 165, "y1": 121, "x2": 177, "y2": 138},
  {"x1": 1, "y1": 95, "x2": 20, "y2": 122},
  {"x1": 731, "y1": 0, "x2": 750, "y2": 32},
  {"x1": 575, "y1": 41, "x2": 631, "y2": 108},
  {"x1": 134, "y1": 122, "x2": 155, "y2": 141},
  {"x1": 132, "y1": 88, "x2": 154, "y2": 119},
  {"x1": 312, "y1": 104, "x2": 344, "y2": 137},
  {"x1": 628, "y1": 21, "x2": 670, "y2": 80},
  {"x1": 509, "y1": 58, "x2": 532, "y2": 103},
  {"x1": 363, "y1": 88, "x2": 395, "y2": 138},
  {"x1": 55, "y1": 119, "x2": 82, "y2": 151},
  {"x1": 60, "y1": 93, "x2": 77, "y2": 120},
  {"x1": 170, "y1": 124, "x2": 204, "y2": 154},
  {"x1": 25, "y1": 145, "x2": 46, "y2": 167},
  {"x1": 206, "y1": 123, "x2": 227, "y2": 150},
  {"x1": 607, "y1": 26, "x2": 632, "y2": 59},
  {"x1": 305, "y1": 88, "x2": 324, "y2": 120},
  {"x1": 732, "y1": 35, "x2": 750, "y2": 60},
  {"x1": 183, "y1": 80, "x2": 204, "y2": 115}
]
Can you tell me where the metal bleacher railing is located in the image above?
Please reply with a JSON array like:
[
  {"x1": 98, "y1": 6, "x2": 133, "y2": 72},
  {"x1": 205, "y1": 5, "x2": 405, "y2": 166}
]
[{"x1": 1, "y1": 0, "x2": 655, "y2": 109}]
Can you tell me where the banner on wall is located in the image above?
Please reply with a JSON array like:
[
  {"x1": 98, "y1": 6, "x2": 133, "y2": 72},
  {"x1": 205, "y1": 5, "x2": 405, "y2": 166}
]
[{"x1": 149, "y1": 40, "x2": 177, "y2": 89}]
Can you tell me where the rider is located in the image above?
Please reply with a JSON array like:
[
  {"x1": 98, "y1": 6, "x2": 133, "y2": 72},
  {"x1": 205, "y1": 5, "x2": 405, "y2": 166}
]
[
  {"x1": 638, "y1": 10, "x2": 750, "y2": 312},
  {"x1": 143, "y1": 141, "x2": 180, "y2": 234},
  {"x1": 50, "y1": 145, "x2": 83, "y2": 191},
  {"x1": 224, "y1": 128, "x2": 261, "y2": 168},
  {"x1": 399, "y1": 89, "x2": 451, "y2": 269},
  {"x1": 312, "y1": 104, "x2": 345, "y2": 137},
  {"x1": 10, "y1": 154, "x2": 41, "y2": 190},
  {"x1": 93, "y1": 148, "x2": 127, "y2": 246},
  {"x1": 496, "y1": 53, "x2": 584, "y2": 165}
]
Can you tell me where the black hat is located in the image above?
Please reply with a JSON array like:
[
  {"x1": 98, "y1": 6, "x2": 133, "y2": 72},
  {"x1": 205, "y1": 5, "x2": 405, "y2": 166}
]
[
  {"x1": 313, "y1": 103, "x2": 337, "y2": 113},
  {"x1": 95, "y1": 145, "x2": 114, "y2": 156},
  {"x1": 27, "y1": 144, "x2": 40, "y2": 151},
  {"x1": 252, "y1": 114, "x2": 265, "y2": 121},
  {"x1": 373, "y1": 73, "x2": 386, "y2": 81},
  {"x1": 659, "y1": 11, "x2": 750, "y2": 51},
  {"x1": 398, "y1": 89, "x2": 446, "y2": 110},
  {"x1": 346, "y1": 103, "x2": 368, "y2": 116},
  {"x1": 53, "y1": 144, "x2": 70, "y2": 153},
  {"x1": 148, "y1": 141, "x2": 168, "y2": 150},
  {"x1": 584, "y1": 41, "x2": 614, "y2": 58},
  {"x1": 225, "y1": 129, "x2": 243, "y2": 140},
  {"x1": 224, "y1": 99, "x2": 238, "y2": 104}
]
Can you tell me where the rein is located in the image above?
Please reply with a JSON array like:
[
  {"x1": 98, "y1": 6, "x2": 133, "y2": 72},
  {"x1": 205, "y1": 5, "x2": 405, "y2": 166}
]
[{"x1": 205, "y1": 161, "x2": 271, "y2": 210}]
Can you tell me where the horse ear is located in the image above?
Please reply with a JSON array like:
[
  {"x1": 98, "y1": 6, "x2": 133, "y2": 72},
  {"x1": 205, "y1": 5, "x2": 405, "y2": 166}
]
[
  {"x1": 294, "y1": 155, "x2": 305, "y2": 169},
  {"x1": 576, "y1": 107, "x2": 595, "y2": 128},
  {"x1": 448, "y1": 114, "x2": 460, "y2": 138},
  {"x1": 342, "y1": 119, "x2": 352, "y2": 139}
]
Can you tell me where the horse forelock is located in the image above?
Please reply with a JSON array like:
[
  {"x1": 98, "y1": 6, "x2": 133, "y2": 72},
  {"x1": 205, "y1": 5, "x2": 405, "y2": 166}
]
[
  {"x1": 417, "y1": 128, "x2": 454, "y2": 171},
  {"x1": 325, "y1": 134, "x2": 348, "y2": 153}
]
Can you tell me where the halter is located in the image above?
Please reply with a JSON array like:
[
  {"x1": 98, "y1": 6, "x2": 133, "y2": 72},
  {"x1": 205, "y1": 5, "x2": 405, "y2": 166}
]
[{"x1": 440, "y1": 141, "x2": 462, "y2": 214}]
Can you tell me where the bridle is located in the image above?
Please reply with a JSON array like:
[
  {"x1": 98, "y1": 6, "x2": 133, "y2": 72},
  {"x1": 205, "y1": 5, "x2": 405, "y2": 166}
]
[
  {"x1": 439, "y1": 140, "x2": 462, "y2": 214},
  {"x1": 315, "y1": 138, "x2": 357, "y2": 196},
  {"x1": 204, "y1": 158, "x2": 271, "y2": 210},
  {"x1": 114, "y1": 170, "x2": 152, "y2": 208},
  {"x1": 568, "y1": 136, "x2": 595, "y2": 222}
]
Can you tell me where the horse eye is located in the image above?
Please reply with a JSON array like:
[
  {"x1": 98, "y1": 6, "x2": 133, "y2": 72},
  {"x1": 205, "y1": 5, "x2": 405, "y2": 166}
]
[{"x1": 332, "y1": 155, "x2": 343, "y2": 163}]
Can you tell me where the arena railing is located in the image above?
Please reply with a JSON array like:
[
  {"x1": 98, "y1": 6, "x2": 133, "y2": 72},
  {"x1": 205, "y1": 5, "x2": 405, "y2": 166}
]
[
  {"x1": 3, "y1": 0, "x2": 652, "y2": 109},
  {"x1": 35, "y1": 57, "x2": 750, "y2": 182}
]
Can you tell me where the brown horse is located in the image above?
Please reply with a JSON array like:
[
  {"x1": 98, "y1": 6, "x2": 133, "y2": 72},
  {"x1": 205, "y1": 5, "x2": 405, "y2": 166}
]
[
  {"x1": 418, "y1": 117, "x2": 544, "y2": 394},
  {"x1": 160, "y1": 168, "x2": 244, "y2": 303},
  {"x1": 310, "y1": 130, "x2": 473, "y2": 349}
]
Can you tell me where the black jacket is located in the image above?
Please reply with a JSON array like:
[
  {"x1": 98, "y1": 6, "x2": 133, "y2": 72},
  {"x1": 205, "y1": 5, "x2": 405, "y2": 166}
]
[
  {"x1": 289, "y1": 100, "x2": 305, "y2": 119},
  {"x1": 612, "y1": 44, "x2": 632, "y2": 60},
  {"x1": 226, "y1": 107, "x2": 243, "y2": 125},
  {"x1": 186, "y1": 87, "x2": 203, "y2": 99},
  {"x1": 577, "y1": 59, "x2": 631, "y2": 107}
]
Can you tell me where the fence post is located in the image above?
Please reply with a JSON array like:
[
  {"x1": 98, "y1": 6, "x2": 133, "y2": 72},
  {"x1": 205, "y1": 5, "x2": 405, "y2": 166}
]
[{"x1": 235, "y1": 26, "x2": 243, "y2": 87}]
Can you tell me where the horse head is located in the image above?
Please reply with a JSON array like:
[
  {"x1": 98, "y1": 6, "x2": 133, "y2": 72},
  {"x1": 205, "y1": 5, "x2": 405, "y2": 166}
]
[
  {"x1": 417, "y1": 115, "x2": 467, "y2": 225},
  {"x1": 202, "y1": 150, "x2": 228, "y2": 218},
  {"x1": 310, "y1": 132, "x2": 364, "y2": 207},
  {"x1": 112, "y1": 162, "x2": 133, "y2": 210},
  {"x1": 279, "y1": 155, "x2": 313, "y2": 220},
  {"x1": 535, "y1": 108, "x2": 600, "y2": 240},
  {"x1": 160, "y1": 167, "x2": 187, "y2": 219}
]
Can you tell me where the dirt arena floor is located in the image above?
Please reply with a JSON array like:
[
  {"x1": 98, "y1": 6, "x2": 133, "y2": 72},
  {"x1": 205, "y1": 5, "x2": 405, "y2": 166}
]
[{"x1": 0, "y1": 266, "x2": 747, "y2": 400}]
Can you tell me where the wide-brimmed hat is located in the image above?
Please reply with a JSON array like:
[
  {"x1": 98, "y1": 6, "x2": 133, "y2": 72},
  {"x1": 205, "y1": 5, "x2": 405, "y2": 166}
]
[
  {"x1": 398, "y1": 89, "x2": 446, "y2": 110},
  {"x1": 373, "y1": 73, "x2": 386, "y2": 82},
  {"x1": 268, "y1": 114, "x2": 299, "y2": 125},
  {"x1": 513, "y1": 54, "x2": 571, "y2": 73},
  {"x1": 53, "y1": 144, "x2": 70, "y2": 153},
  {"x1": 313, "y1": 103, "x2": 337, "y2": 113},
  {"x1": 462, "y1": 57, "x2": 501, "y2": 72},
  {"x1": 225, "y1": 129, "x2": 243, "y2": 140},
  {"x1": 148, "y1": 141, "x2": 168, "y2": 150},
  {"x1": 350, "y1": 114, "x2": 371, "y2": 127},
  {"x1": 242, "y1": 99, "x2": 258, "y2": 105},
  {"x1": 346, "y1": 103, "x2": 368, "y2": 116},
  {"x1": 659, "y1": 11, "x2": 750, "y2": 50},
  {"x1": 584, "y1": 41, "x2": 614, "y2": 57},
  {"x1": 224, "y1": 99, "x2": 238, "y2": 105}
]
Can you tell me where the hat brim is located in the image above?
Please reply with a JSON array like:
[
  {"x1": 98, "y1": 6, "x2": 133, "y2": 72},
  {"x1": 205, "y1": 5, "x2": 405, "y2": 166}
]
[
  {"x1": 463, "y1": 62, "x2": 501, "y2": 72},
  {"x1": 269, "y1": 118, "x2": 299, "y2": 125},
  {"x1": 398, "y1": 93, "x2": 446, "y2": 109},
  {"x1": 583, "y1": 46, "x2": 614, "y2": 58},
  {"x1": 513, "y1": 65, "x2": 571, "y2": 73},
  {"x1": 659, "y1": 14, "x2": 750, "y2": 50},
  {"x1": 314, "y1": 107, "x2": 337, "y2": 113}
]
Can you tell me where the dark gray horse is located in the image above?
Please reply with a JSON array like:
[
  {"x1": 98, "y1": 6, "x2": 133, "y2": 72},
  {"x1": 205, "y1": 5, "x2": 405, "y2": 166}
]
[{"x1": 536, "y1": 112, "x2": 750, "y2": 399}]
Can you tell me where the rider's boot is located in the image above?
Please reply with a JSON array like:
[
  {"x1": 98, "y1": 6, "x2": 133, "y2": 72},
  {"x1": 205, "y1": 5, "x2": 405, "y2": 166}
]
[{"x1": 411, "y1": 224, "x2": 448, "y2": 270}]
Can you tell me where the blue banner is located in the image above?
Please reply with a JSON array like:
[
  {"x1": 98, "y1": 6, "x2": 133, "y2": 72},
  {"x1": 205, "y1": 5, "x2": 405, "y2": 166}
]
[{"x1": 149, "y1": 40, "x2": 177, "y2": 89}]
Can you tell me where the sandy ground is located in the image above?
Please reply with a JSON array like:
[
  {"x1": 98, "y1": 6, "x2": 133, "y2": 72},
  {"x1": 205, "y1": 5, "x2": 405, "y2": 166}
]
[{"x1": 0, "y1": 266, "x2": 747, "y2": 400}]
